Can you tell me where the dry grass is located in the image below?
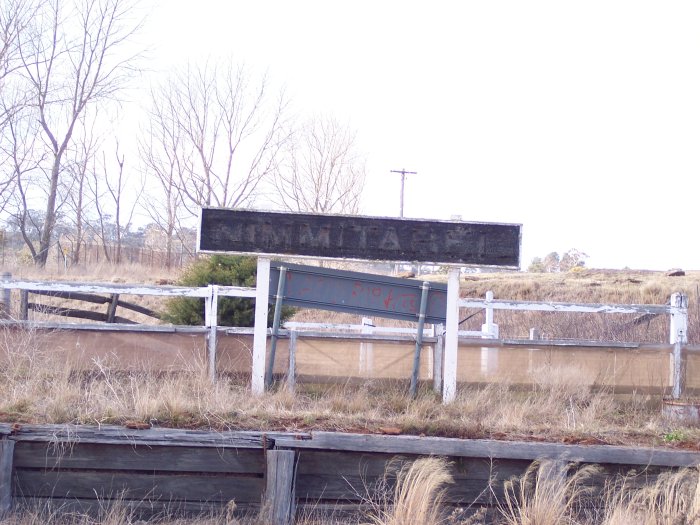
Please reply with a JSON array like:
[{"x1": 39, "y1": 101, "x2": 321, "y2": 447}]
[
  {"x1": 500, "y1": 461, "x2": 599, "y2": 525},
  {"x1": 364, "y1": 457, "x2": 454, "y2": 525},
  {"x1": 4, "y1": 499, "x2": 262, "y2": 524},
  {"x1": 602, "y1": 468, "x2": 700, "y2": 525},
  {"x1": 0, "y1": 324, "x2": 689, "y2": 448}
]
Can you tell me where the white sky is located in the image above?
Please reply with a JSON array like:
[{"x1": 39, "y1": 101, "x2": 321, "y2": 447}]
[{"x1": 140, "y1": 1, "x2": 700, "y2": 271}]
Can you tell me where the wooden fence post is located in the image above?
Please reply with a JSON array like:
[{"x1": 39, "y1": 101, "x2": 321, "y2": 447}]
[
  {"x1": 265, "y1": 449, "x2": 296, "y2": 525},
  {"x1": 287, "y1": 330, "x2": 297, "y2": 393},
  {"x1": 0, "y1": 273, "x2": 10, "y2": 319},
  {"x1": 0, "y1": 439, "x2": 14, "y2": 518},
  {"x1": 106, "y1": 294, "x2": 119, "y2": 323},
  {"x1": 433, "y1": 323, "x2": 444, "y2": 394},
  {"x1": 670, "y1": 292, "x2": 689, "y2": 399},
  {"x1": 19, "y1": 290, "x2": 28, "y2": 321},
  {"x1": 359, "y1": 317, "x2": 374, "y2": 375}
]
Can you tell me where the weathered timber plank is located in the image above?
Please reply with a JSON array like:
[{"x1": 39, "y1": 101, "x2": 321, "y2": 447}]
[
  {"x1": 14, "y1": 470, "x2": 264, "y2": 502},
  {"x1": 295, "y1": 450, "x2": 530, "y2": 481},
  {"x1": 28, "y1": 290, "x2": 162, "y2": 317},
  {"x1": 0, "y1": 321, "x2": 206, "y2": 333},
  {"x1": 8, "y1": 424, "x2": 308, "y2": 448},
  {"x1": 294, "y1": 473, "x2": 507, "y2": 505},
  {"x1": 12, "y1": 496, "x2": 259, "y2": 518},
  {"x1": 265, "y1": 450, "x2": 296, "y2": 525},
  {"x1": 276, "y1": 432, "x2": 700, "y2": 467},
  {"x1": 0, "y1": 440, "x2": 13, "y2": 516},
  {"x1": 13, "y1": 442, "x2": 264, "y2": 474},
  {"x1": 0, "y1": 280, "x2": 255, "y2": 298},
  {"x1": 31, "y1": 290, "x2": 111, "y2": 304},
  {"x1": 459, "y1": 298, "x2": 671, "y2": 316},
  {"x1": 28, "y1": 303, "x2": 134, "y2": 324}
]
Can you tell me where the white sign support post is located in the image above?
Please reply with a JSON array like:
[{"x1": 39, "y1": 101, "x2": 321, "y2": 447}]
[
  {"x1": 252, "y1": 257, "x2": 271, "y2": 395},
  {"x1": 443, "y1": 268, "x2": 460, "y2": 403},
  {"x1": 670, "y1": 292, "x2": 689, "y2": 399},
  {"x1": 203, "y1": 285, "x2": 219, "y2": 383}
]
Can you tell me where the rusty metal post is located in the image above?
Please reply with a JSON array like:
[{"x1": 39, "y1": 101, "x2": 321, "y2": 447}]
[
  {"x1": 266, "y1": 266, "x2": 287, "y2": 389},
  {"x1": 410, "y1": 281, "x2": 430, "y2": 398}
]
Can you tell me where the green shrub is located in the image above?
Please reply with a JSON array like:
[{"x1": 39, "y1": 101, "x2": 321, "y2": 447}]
[{"x1": 162, "y1": 255, "x2": 294, "y2": 327}]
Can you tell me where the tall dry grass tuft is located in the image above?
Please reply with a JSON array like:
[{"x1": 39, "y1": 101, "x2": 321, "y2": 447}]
[
  {"x1": 365, "y1": 457, "x2": 454, "y2": 525},
  {"x1": 602, "y1": 467, "x2": 700, "y2": 525},
  {"x1": 500, "y1": 461, "x2": 598, "y2": 525}
]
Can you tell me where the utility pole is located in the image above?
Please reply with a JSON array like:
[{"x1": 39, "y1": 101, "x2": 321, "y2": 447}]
[{"x1": 390, "y1": 169, "x2": 417, "y2": 218}]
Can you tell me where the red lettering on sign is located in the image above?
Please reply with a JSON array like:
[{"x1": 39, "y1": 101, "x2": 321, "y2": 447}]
[{"x1": 383, "y1": 290, "x2": 393, "y2": 309}]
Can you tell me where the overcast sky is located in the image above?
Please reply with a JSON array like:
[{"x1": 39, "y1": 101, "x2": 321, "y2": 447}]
[{"x1": 142, "y1": 1, "x2": 700, "y2": 271}]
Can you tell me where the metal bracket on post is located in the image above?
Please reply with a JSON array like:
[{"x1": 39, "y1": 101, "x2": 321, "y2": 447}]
[
  {"x1": 266, "y1": 266, "x2": 287, "y2": 389},
  {"x1": 410, "y1": 281, "x2": 430, "y2": 398},
  {"x1": 670, "y1": 292, "x2": 689, "y2": 399}
]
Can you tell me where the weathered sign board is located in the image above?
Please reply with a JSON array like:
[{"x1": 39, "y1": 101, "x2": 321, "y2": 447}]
[
  {"x1": 198, "y1": 208, "x2": 521, "y2": 267},
  {"x1": 269, "y1": 262, "x2": 447, "y2": 324}
]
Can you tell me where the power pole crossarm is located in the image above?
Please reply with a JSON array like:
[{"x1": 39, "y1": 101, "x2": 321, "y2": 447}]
[{"x1": 390, "y1": 169, "x2": 417, "y2": 218}]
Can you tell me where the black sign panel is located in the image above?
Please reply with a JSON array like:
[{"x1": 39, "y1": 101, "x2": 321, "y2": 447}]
[
  {"x1": 199, "y1": 208, "x2": 521, "y2": 267},
  {"x1": 270, "y1": 262, "x2": 447, "y2": 324}
]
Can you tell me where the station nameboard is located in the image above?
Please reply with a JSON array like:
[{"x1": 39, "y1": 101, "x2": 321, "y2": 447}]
[
  {"x1": 270, "y1": 262, "x2": 448, "y2": 324},
  {"x1": 199, "y1": 208, "x2": 521, "y2": 267}
]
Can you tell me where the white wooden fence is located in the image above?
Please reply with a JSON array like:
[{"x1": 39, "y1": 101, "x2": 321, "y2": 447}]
[{"x1": 0, "y1": 270, "x2": 689, "y2": 402}]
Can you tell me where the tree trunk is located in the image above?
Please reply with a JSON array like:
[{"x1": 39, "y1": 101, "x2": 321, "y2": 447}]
[{"x1": 36, "y1": 158, "x2": 61, "y2": 267}]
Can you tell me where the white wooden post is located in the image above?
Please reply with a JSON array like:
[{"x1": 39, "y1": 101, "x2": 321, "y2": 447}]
[
  {"x1": 480, "y1": 290, "x2": 499, "y2": 377},
  {"x1": 253, "y1": 258, "x2": 271, "y2": 394},
  {"x1": 481, "y1": 290, "x2": 499, "y2": 338},
  {"x1": 359, "y1": 317, "x2": 374, "y2": 375},
  {"x1": 442, "y1": 268, "x2": 460, "y2": 403},
  {"x1": 205, "y1": 285, "x2": 219, "y2": 383},
  {"x1": 670, "y1": 292, "x2": 688, "y2": 399},
  {"x1": 433, "y1": 323, "x2": 444, "y2": 394},
  {"x1": 287, "y1": 330, "x2": 297, "y2": 393}
]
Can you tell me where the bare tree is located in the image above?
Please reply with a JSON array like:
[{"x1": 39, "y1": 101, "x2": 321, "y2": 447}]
[
  {"x1": 0, "y1": 0, "x2": 34, "y2": 89},
  {"x1": 138, "y1": 83, "x2": 188, "y2": 268},
  {"x1": 146, "y1": 59, "x2": 289, "y2": 220},
  {"x1": 0, "y1": 0, "x2": 35, "y2": 212},
  {"x1": 61, "y1": 111, "x2": 101, "y2": 265},
  {"x1": 271, "y1": 116, "x2": 366, "y2": 214},
  {"x1": 89, "y1": 141, "x2": 140, "y2": 264},
  {"x1": 9, "y1": 0, "x2": 141, "y2": 266}
]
